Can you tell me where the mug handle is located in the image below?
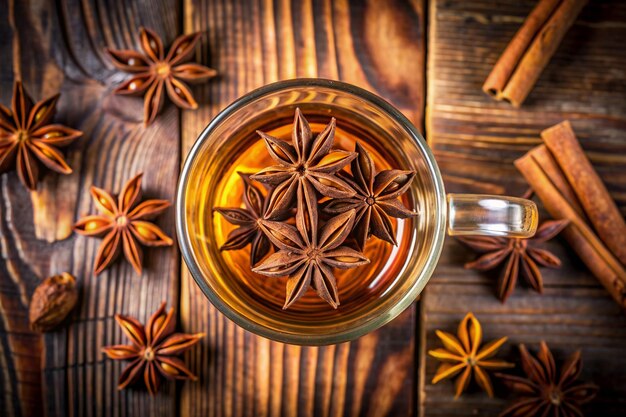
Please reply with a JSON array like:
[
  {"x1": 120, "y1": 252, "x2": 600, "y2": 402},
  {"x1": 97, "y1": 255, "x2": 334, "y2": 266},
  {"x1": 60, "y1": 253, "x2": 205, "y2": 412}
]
[{"x1": 447, "y1": 194, "x2": 538, "y2": 238}]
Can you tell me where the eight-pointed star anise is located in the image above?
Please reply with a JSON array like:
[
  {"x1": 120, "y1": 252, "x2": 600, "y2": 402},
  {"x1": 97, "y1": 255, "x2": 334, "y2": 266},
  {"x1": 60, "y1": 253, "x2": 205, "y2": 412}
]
[
  {"x1": 107, "y1": 27, "x2": 217, "y2": 125},
  {"x1": 215, "y1": 173, "x2": 281, "y2": 267},
  {"x1": 496, "y1": 342, "x2": 598, "y2": 417},
  {"x1": 251, "y1": 108, "x2": 357, "y2": 219},
  {"x1": 428, "y1": 312, "x2": 514, "y2": 398},
  {"x1": 74, "y1": 173, "x2": 173, "y2": 275},
  {"x1": 102, "y1": 302, "x2": 204, "y2": 395},
  {"x1": 252, "y1": 185, "x2": 369, "y2": 309},
  {"x1": 457, "y1": 219, "x2": 569, "y2": 302},
  {"x1": 0, "y1": 81, "x2": 82, "y2": 190},
  {"x1": 324, "y1": 142, "x2": 417, "y2": 250}
]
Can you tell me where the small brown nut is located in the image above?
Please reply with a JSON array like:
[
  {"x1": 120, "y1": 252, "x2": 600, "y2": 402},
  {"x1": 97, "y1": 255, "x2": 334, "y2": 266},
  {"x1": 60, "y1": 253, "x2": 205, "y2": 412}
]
[{"x1": 29, "y1": 272, "x2": 78, "y2": 332}]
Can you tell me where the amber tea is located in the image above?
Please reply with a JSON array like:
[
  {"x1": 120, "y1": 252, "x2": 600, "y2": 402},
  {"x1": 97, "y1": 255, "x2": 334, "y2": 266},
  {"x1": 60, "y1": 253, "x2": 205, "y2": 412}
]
[{"x1": 188, "y1": 105, "x2": 423, "y2": 325}]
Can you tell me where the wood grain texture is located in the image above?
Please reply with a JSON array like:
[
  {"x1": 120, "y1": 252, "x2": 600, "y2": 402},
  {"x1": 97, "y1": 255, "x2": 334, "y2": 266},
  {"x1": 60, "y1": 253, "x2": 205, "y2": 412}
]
[
  {"x1": 3, "y1": 0, "x2": 626, "y2": 416},
  {"x1": 1, "y1": 0, "x2": 181, "y2": 416},
  {"x1": 179, "y1": 0, "x2": 425, "y2": 416},
  {"x1": 424, "y1": 0, "x2": 626, "y2": 415}
]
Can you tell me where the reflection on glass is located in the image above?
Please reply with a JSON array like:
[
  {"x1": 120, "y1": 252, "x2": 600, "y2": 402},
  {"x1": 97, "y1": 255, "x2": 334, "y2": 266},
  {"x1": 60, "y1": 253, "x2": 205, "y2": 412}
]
[{"x1": 448, "y1": 194, "x2": 538, "y2": 238}]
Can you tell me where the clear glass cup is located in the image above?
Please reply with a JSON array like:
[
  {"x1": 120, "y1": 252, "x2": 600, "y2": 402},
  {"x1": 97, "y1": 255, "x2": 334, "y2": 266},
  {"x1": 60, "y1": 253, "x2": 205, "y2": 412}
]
[{"x1": 176, "y1": 79, "x2": 537, "y2": 345}]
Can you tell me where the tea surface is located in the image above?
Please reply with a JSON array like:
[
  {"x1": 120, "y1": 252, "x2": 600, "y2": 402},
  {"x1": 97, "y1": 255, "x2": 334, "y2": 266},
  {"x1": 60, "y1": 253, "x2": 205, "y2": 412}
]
[{"x1": 206, "y1": 115, "x2": 417, "y2": 319}]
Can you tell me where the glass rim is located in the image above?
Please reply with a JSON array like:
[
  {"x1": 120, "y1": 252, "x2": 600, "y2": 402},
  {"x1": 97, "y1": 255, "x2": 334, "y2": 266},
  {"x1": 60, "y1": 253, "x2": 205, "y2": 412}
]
[{"x1": 176, "y1": 78, "x2": 447, "y2": 345}]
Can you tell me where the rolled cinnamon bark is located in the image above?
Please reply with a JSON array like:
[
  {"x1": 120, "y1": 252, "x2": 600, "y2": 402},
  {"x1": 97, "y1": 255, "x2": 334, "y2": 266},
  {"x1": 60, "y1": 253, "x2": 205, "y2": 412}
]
[
  {"x1": 515, "y1": 149, "x2": 626, "y2": 309},
  {"x1": 483, "y1": 0, "x2": 588, "y2": 107},
  {"x1": 483, "y1": 0, "x2": 561, "y2": 98},
  {"x1": 528, "y1": 145, "x2": 585, "y2": 217},
  {"x1": 542, "y1": 121, "x2": 626, "y2": 265}
]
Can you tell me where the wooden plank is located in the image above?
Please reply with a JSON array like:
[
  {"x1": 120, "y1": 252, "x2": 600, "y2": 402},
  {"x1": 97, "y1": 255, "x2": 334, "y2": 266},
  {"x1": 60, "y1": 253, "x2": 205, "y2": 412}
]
[
  {"x1": 0, "y1": 0, "x2": 181, "y2": 416},
  {"x1": 179, "y1": 0, "x2": 425, "y2": 416},
  {"x1": 424, "y1": 0, "x2": 626, "y2": 415}
]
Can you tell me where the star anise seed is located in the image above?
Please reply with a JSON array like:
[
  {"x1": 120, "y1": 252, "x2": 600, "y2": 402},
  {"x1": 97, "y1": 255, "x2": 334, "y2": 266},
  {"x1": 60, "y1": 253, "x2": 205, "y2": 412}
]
[
  {"x1": 429, "y1": 312, "x2": 514, "y2": 398},
  {"x1": 107, "y1": 27, "x2": 217, "y2": 125},
  {"x1": 323, "y1": 142, "x2": 417, "y2": 250},
  {"x1": 251, "y1": 108, "x2": 358, "y2": 222},
  {"x1": 252, "y1": 185, "x2": 369, "y2": 309},
  {"x1": 0, "y1": 81, "x2": 82, "y2": 190},
  {"x1": 102, "y1": 302, "x2": 204, "y2": 395},
  {"x1": 496, "y1": 342, "x2": 598, "y2": 417},
  {"x1": 74, "y1": 173, "x2": 173, "y2": 275},
  {"x1": 215, "y1": 172, "x2": 283, "y2": 267},
  {"x1": 457, "y1": 219, "x2": 569, "y2": 302}
]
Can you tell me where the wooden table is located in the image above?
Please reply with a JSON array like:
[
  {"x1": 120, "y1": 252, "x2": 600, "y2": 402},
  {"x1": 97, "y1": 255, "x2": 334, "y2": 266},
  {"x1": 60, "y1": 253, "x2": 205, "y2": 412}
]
[{"x1": 1, "y1": 0, "x2": 625, "y2": 416}]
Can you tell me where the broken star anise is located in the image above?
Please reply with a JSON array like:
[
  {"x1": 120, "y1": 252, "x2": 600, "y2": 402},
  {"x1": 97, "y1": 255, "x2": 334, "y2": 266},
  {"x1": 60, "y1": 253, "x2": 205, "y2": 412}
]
[
  {"x1": 102, "y1": 302, "x2": 204, "y2": 395},
  {"x1": 0, "y1": 80, "x2": 82, "y2": 190},
  {"x1": 457, "y1": 219, "x2": 569, "y2": 302},
  {"x1": 252, "y1": 186, "x2": 369, "y2": 309},
  {"x1": 324, "y1": 141, "x2": 417, "y2": 250},
  {"x1": 428, "y1": 312, "x2": 513, "y2": 398},
  {"x1": 107, "y1": 27, "x2": 217, "y2": 125},
  {"x1": 74, "y1": 173, "x2": 173, "y2": 275},
  {"x1": 496, "y1": 342, "x2": 598, "y2": 417},
  {"x1": 251, "y1": 108, "x2": 357, "y2": 220},
  {"x1": 215, "y1": 173, "x2": 278, "y2": 267}
]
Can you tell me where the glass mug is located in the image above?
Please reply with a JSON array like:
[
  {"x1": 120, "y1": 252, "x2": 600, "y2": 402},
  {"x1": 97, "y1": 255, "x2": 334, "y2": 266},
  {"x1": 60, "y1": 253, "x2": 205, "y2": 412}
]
[{"x1": 176, "y1": 79, "x2": 537, "y2": 345}]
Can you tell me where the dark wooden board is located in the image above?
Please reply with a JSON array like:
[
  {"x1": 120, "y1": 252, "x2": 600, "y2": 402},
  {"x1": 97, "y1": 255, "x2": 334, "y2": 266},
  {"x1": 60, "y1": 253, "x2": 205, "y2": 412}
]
[
  {"x1": 2, "y1": 0, "x2": 626, "y2": 416},
  {"x1": 179, "y1": 1, "x2": 425, "y2": 416},
  {"x1": 0, "y1": 0, "x2": 181, "y2": 416},
  {"x1": 424, "y1": 0, "x2": 626, "y2": 415}
]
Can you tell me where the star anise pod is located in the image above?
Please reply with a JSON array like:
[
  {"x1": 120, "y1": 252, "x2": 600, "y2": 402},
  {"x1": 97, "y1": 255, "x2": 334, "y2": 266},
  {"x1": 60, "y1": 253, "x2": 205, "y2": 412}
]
[
  {"x1": 102, "y1": 302, "x2": 204, "y2": 395},
  {"x1": 251, "y1": 108, "x2": 357, "y2": 220},
  {"x1": 457, "y1": 219, "x2": 569, "y2": 302},
  {"x1": 252, "y1": 184, "x2": 369, "y2": 309},
  {"x1": 428, "y1": 312, "x2": 514, "y2": 398},
  {"x1": 107, "y1": 27, "x2": 217, "y2": 125},
  {"x1": 0, "y1": 80, "x2": 82, "y2": 190},
  {"x1": 74, "y1": 173, "x2": 173, "y2": 275},
  {"x1": 496, "y1": 342, "x2": 598, "y2": 417},
  {"x1": 215, "y1": 173, "x2": 279, "y2": 267},
  {"x1": 324, "y1": 142, "x2": 417, "y2": 250}
]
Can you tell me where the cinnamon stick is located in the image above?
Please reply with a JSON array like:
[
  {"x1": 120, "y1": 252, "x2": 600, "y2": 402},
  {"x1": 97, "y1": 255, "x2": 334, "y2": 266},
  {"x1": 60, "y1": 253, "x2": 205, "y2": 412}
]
[
  {"x1": 529, "y1": 145, "x2": 585, "y2": 218},
  {"x1": 542, "y1": 121, "x2": 626, "y2": 265},
  {"x1": 515, "y1": 149, "x2": 626, "y2": 309},
  {"x1": 483, "y1": 0, "x2": 561, "y2": 98},
  {"x1": 483, "y1": 0, "x2": 588, "y2": 107}
]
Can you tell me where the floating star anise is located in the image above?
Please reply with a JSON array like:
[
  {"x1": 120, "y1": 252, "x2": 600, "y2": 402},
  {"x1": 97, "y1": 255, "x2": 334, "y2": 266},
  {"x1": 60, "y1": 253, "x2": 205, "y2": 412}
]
[
  {"x1": 107, "y1": 27, "x2": 217, "y2": 125},
  {"x1": 251, "y1": 108, "x2": 357, "y2": 219},
  {"x1": 252, "y1": 185, "x2": 369, "y2": 309},
  {"x1": 324, "y1": 142, "x2": 417, "y2": 250},
  {"x1": 102, "y1": 302, "x2": 204, "y2": 395},
  {"x1": 496, "y1": 342, "x2": 598, "y2": 417},
  {"x1": 74, "y1": 173, "x2": 173, "y2": 275},
  {"x1": 457, "y1": 219, "x2": 569, "y2": 302},
  {"x1": 0, "y1": 81, "x2": 82, "y2": 190},
  {"x1": 428, "y1": 312, "x2": 513, "y2": 398},
  {"x1": 215, "y1": 173, "x2": 280, "y2": 267}
]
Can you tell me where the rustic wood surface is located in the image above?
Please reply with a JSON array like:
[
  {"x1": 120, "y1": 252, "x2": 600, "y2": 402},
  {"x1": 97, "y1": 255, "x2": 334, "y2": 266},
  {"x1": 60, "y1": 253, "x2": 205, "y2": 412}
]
[
  {"x1": 0, "y1": 0, "x2": 624, "y2": 416},
  {"x1": 179, "y1": 1, "x2": 424, "y2": 417},
  {"x1": 425, "y1": 0, "x2": 626, "y2": 416}
]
